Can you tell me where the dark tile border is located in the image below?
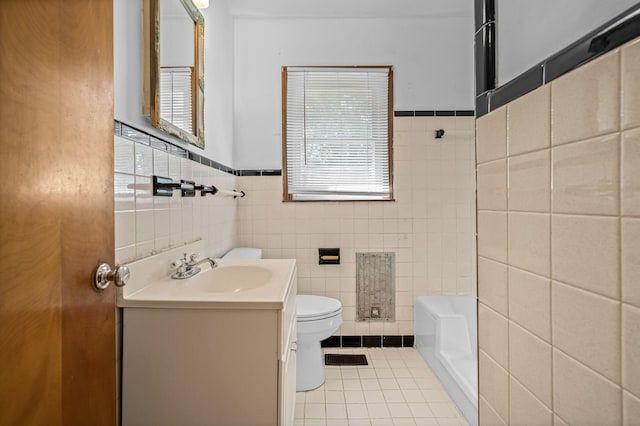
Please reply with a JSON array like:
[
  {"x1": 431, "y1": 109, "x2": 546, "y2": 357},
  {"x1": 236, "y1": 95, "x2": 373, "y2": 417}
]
[
  {"x1": 489, "y1": 64, "x2": 544, "y2": 111},
  {"x1": 394, "y1": 110, "x2": 475, "y2": 117},
  {"x1": 403, "y1": 335, "x2": 415, "y2": 347},
  {"x1": 383, "y1": 335, "x2": 403, "y2": 347},
  {"x1": 477, "y1": 3, "x2": 640, "y2": 117},
  {"x1": 341, "y1": 336, "x2": 363, "y2": 348},
  {"x1": 116, "y1": 120, "x2": 281, "y2": 177},
  {"x1": 362, "y1": 336, "x2": 382, "y2": 347},
  {"x1": 237, "y1": 169, "x2": 283, "y2": 176},
  {"x1": 321, "y1": 335, "x2": 416, "y2": 348},
  {"x1": 115, "y1": 120, "x2": 234, "y2": 174},
  {"x1": 321, "y1": 336, "x2": 342, "y2": 348}
]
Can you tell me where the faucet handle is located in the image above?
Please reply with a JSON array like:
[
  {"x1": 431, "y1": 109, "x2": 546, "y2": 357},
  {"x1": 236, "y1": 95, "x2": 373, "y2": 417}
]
[{"x1": 189, "y1": 253, "x2": 200, "y2": 262}]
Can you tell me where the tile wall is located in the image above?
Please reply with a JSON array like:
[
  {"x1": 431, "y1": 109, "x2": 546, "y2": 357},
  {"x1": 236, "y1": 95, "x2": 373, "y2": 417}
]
[
  {"x1": 114, "y1": 134, "x2": 238, "y2": 264},
  {"x1": 476, "y1": 37, "x2": 640, "y2": 425},
  {"x1": 237, "y1": 116, "x2": 477, "y2": 336}
]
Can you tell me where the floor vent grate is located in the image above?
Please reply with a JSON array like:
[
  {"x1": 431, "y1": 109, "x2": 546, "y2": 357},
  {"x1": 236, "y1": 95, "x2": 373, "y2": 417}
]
[{"x1": 324, "y1": 354, "x2": 368, "y2": 366}]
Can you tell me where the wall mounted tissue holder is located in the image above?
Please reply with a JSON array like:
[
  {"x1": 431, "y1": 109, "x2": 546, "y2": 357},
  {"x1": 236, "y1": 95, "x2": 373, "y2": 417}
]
[{"x1": 319, "y1": 248, "x2": 340, "y2": 264}]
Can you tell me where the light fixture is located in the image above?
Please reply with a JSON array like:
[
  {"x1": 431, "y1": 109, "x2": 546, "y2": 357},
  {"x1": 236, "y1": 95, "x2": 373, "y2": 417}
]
[{"x1": 193, "y1": 0, "x2": 209, "y2": 8}]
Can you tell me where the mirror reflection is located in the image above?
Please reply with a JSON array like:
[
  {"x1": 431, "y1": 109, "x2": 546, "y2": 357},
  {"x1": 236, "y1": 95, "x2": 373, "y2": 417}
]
[{"x1": 146, "y1": 0, "x2": 204, "y2": 148}]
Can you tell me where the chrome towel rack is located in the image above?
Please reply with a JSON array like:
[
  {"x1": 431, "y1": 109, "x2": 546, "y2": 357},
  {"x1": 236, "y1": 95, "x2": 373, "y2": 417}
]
[{"x1": 152, "y1": 175, "x2": 245, "y2": 198}]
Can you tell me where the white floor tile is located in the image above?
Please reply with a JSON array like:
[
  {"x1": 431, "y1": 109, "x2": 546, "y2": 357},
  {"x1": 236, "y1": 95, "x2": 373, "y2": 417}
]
[
  {"x1": 363, "y1": 390, "x2": 385, "y2": 403},
  {"x1": 429, "y1": 402, "x2": 458, "y2": 418},
  {"x1": 343, "y1": 379, "x2": 362, "y2": 390},
  {"x1": 367, "y1": 402, "x2": 391, "y2": 419},
  {"x1": 348, "y1": 420, "x2": 372, "y2": 426},
  {"x1": 304, "y1": 419, "x2": 326, "y2": 426},
  {"x1": 341, "y1": 368, "x2": 359, "y2": 379},
  {"x1": 387, "y1": 402, "x2": 413, "y2": 418},
  {"x1": 326, "y1": 403, "x2": 347, "y2": 419},
  {"x1": 414, "y1": 419, "x2": 440, "y2": 425},
  {"x1": 393, "y1": 368, "x2": 413, "y2": 378},
  {"x1": 344, "y1": 390, "x2": 366, "y2": 404},
  {"x1": 383, "y1": 389, "x2": 405, "y2": 403},
  {"x1": 379, "y1": 378, "x2": 400, "y2": 390},
  {"x1": 359, "y1": 368, "x2": 378, "y2": 379},
  {"x1": 294, "y1": 348, "x2": 469, "y2": 426},
  {"x1": 402, "y1": 389, "x2": 426, "y2": 403},
  {"x1": 393, "y1": 418, "x2": 418, "y2": 426},
  {"x1": 409, "y1": 402, "x2": 435, "y2": 418},
  {"x1": 397, "y1": 377, "x2": 419, "y2": 389},
  {"x1": 346, "y1": 403, "x2": 369, "y2": 419},
  {"x1": 324, "y1": 379, "x2": 343, "y2": 391},
  {"x1": 325, "y1": 420, "x2": 349, "y2": 426},
  {"x1": 376, "y1": 368, "x2": 395, "y2": 378},
  {"x1": 361, "y1": 378, "x2": 381, "y2": 390},
  {"x1": 325, "y1": 390, "x2": 346, "y2": 404},
  {"x1": 325, "y1": 368, "x2": 342, "y2": 379},
  {"x1": 306, "y1": 388, "x2": 326, "y2": 403},
  {"x1": 305, "y1": 403, "x2": 326, "y2": 419}
]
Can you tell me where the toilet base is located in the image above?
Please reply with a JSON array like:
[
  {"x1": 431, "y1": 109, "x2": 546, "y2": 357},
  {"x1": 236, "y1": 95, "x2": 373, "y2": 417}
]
[{"x1": 296, "y1": 339, "x2": 325, "y2": 391}]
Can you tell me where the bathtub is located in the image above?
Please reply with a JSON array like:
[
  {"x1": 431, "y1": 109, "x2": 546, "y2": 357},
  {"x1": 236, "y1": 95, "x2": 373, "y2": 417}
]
[{"x1": 415, "y1": 296, "x2": 478, "y2": 426}]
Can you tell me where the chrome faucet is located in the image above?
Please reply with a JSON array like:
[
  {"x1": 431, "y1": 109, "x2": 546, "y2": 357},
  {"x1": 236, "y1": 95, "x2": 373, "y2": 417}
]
[{"x1": 171, "y1": 253, "x2": 217, "y2": 279}]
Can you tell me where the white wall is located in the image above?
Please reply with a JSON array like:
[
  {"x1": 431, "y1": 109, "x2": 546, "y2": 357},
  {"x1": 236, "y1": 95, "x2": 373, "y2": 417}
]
[
  {"x1": 114, "y1": 0, "x2": 234, "y2": 166},
  {"x1": 497, "y1": 0, "x2": 638, "y2": 85},
  {"x1": 232, "y1": 16, "x2": 475, "y2": 170}
]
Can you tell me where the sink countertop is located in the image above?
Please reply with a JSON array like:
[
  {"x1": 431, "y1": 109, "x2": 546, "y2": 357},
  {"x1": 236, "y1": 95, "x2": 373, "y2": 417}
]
[{"x1": 118, "y1": 258, "x2": 297, "y2": 310}]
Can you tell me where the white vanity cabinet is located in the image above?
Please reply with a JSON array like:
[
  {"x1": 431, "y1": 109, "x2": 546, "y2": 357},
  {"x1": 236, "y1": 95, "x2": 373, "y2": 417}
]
[{"x1": 121, "y1": 264, "x2": 297, "y2": 426}]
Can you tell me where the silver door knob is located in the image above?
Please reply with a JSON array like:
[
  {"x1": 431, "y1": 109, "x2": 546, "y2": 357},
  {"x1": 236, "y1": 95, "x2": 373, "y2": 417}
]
[{"x1": 94, "y1": 263, "x2": 130, "y2": 292}]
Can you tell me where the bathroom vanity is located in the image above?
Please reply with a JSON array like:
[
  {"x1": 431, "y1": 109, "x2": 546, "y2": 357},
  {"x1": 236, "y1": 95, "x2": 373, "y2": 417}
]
[{"x1": 118, "y1": 250, "x2": 297, "y2": 426}]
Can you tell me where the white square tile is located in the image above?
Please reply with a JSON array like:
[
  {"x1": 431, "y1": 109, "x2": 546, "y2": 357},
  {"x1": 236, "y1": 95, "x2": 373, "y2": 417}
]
[
  {"x1": 376, "y1": 369, "x2": 395, "y2": 379},
  {"x1": 344, "y1": 390, "x2": 365, "y2": 403},
  {"x1": 367, "y1": 403, "x2": 391, "y2": 419},
  {"x1": 396, "y1": 378, "x2": 419, "y2": 390},
  {"x1": 325, "y1": 420, "x2": 349, "y2": 426},
  {"x1": 402, "y1": 389, "x2": 425, "y2": 403},
  {"x1": 306, "y1": 389, "x2": 326, "y2": 403},
  {"x1": 134, "y1": 143, "x2": 153, "y2": 177},
  {"x1": 346, "y1": 404, "x2": 369, "y2": 419},
  {"x1": 383, "y1": 389, "x2": 405, "y2": 403},
  {"x1": 387, "y1": 403, "x2": 412, "y2": 418},
  {"x1": 115, "y1": 211, "x2": 136, "y2": 249},
  {"x1": 379, "y1": 378, "x2": 400, "y2": 390},
  {"x1": 392, "y1": 419, "x2": 419, "y2": 426},
  {"x1": 408, "y1": 403, "x2": 434, "y2": 418},
  {"x1": 360, "y1": 379, "x2": 381, "y2": 391},
  {"x1": 325, "y1": 391, "x2": 345, "y2": 404},
  {"x1": 114, "y1": 137, "x2": 135, "y2": 174},
  {"x1": 363, "y1": 390, "x2": 385, "y2": 404},
  {"x1": 325, "y1": 380, "x2": 343, "y2": 391},
  {"x1": 326, "y1": 404, "x2": 347, "y2": 420},
  {"x1": 305, "y1": 403, "x2": 326, "y2": 419}
]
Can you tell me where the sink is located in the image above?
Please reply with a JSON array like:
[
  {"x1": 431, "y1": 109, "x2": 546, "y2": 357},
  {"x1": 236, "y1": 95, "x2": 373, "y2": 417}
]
[{"x1": 191, "y1": 265, "x2": 273, "y2": 293}]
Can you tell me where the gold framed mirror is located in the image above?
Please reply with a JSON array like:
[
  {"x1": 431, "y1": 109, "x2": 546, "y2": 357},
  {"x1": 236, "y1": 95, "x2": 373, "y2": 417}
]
[{"x1": 144, "y1": 0, "x2": 204, "y2": 148}]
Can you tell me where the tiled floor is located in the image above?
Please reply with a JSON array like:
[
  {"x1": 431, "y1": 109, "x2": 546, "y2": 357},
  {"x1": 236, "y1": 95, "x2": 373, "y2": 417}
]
[{"x1": 294, "y1": 347, "x2": 469, "y2": 426}]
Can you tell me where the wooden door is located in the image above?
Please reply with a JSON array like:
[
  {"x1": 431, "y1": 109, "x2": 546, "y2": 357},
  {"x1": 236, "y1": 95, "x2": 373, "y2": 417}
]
[{"x1": 0, "y1": 1, "x2": 116, "y2": 424}]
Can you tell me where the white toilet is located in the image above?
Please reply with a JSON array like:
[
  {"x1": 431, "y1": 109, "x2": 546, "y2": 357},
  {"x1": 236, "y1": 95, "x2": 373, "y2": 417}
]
[
  {"x1": 222, "y1": 248, "x2": 343, "y2": 392},
  {"x1": 296, "y1": 294, "x2": 343, "y2": 391}
]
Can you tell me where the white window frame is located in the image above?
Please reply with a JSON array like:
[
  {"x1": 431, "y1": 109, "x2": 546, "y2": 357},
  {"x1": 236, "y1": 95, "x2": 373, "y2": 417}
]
[{"x1": 282, "y1": 66, "x2": 394, "y2": 202}]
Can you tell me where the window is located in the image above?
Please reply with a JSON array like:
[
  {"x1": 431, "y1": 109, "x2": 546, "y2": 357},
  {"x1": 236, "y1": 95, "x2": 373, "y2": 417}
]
[
  {"x1": 282, "y1": 66, "x2": 393, "y2": 201},
  {"x1": 159, "y1": 66, "x2": 194, "y2": 134}
]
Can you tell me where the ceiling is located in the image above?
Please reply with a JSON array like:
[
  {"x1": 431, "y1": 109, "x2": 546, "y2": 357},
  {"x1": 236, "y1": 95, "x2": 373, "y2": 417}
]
[{"x1": 224, "y1": 0, "x2": 472, "y2": 19}]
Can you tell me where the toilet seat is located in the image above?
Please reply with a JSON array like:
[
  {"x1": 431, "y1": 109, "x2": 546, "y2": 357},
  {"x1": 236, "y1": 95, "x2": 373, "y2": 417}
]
[{"x1": 297, "y1": 295, "x2": 342, "y2": 322}]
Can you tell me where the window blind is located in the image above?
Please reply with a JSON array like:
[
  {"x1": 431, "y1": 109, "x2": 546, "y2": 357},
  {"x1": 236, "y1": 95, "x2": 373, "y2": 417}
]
[
  {"x1": 159, "y1": 67, "x2": 193, "y2": 134},
  {"x1": 284, "y1": 67, "x2": 392, "y2": 201}
]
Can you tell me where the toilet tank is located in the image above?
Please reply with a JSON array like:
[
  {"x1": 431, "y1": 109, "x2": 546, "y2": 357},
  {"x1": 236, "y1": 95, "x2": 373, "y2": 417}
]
[{"x1": 222, "y1": 248, "x2": 263, "y2": 259}]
